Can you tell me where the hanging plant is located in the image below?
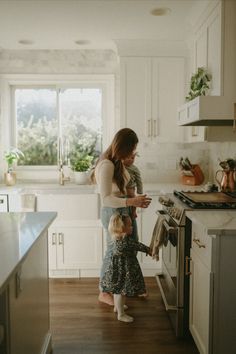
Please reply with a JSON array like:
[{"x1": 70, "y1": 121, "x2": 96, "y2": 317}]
[{"x1": 185, "y1": 67, "x2": 212, "y2": 102}]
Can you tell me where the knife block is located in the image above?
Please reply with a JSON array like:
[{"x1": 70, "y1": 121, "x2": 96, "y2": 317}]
[{"x1": 181, "y1": 164, "x2": 204, "y2": 186}]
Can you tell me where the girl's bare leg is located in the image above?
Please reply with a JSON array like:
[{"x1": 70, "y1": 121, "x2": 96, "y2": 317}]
[{"x1": 113, "y1": 294, "x2": 133, "y2": 323}]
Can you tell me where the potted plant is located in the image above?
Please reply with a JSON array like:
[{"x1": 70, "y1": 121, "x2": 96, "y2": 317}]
[
  {"x1": 71, "y1": 153, "x2": 94, "y2": 184},
  {"x1": 4, "y1": 147, "x2": 24, "y2": 186},
  {"x1": 185, "y1": 67, "x2": 211, "y2": 101}
]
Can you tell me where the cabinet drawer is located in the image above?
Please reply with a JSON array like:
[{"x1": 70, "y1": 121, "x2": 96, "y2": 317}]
[{"x1": 191, "y1": 222, "x2": 212, "y2": 268}]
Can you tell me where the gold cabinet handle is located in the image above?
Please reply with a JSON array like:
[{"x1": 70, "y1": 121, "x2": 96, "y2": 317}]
[
  {"x1": 153, "y1": 119, "x2": 157, "y2": 137},
  {"x1": 185, "y1": 256, "x2": 192, "y2": 275},
  {"x1": 52, "y1": 232, "x2": 57, "y2": 245},
  {"x1": 58, "y1": 232, "x2": 64, "y2": 245},
  {"x1": 147, "y1": 119, "x2": 151, "y2": 137},
  {"x1": 193, "y1": 238, "x2": 206, "y2": 248}
]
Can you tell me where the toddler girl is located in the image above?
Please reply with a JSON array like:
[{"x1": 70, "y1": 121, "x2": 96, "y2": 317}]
[{"x1": 100, "y1": 213, "x2": 151, "y2": 323}]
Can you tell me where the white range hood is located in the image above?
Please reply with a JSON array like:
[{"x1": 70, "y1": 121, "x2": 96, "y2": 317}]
[
  {"x1": 177, "y1": 96, "x2": 236, "y2": 126},
  {"x1": 178, "y1": 0, "x2": 236, "y2": 127}
]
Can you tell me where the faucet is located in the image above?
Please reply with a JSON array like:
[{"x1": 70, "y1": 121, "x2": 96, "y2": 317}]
[
  {"x1": 58, "y1": 137, "x2": 70, "y2": 185},
  {"x1": 59, "y1": 163, "x2": 70, "y2": 185}
]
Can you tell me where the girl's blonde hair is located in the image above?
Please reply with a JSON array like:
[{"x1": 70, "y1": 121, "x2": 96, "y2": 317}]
[{"x1": 108, "y1": 213, "x2": 130, "y2": 240}]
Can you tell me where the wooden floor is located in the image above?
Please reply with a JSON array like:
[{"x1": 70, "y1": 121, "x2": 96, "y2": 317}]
[{"x1": 49, "y1": 277, "x2": 199, "y2": 354}]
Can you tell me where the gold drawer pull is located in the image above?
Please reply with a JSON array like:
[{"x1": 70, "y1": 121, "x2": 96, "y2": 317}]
[{"x1": 193, "y1": 238, "x2": 206, "y2": 248}]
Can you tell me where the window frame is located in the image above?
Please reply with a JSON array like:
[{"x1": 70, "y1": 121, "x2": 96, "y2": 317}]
[{"x1": 0, "y1": 74, "x2": 115, "y2": 181}]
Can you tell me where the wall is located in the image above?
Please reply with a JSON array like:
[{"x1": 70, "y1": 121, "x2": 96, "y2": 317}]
[
  {"x1": 0, "y1": 49, "x2": 235, "y2": 185},
  {"x1": 136, "y1": 140, "x2": 209, "y2": 184},
  {"x1": 208, "y1": 142, "x2": 236, "y2": 184}
]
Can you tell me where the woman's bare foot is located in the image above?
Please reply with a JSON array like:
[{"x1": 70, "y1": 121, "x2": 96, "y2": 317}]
[
  {"x1": 98, "y1": 292, "x2": 114, "y2": 306},
  {"x1": 138, "y1": 292, "x2": 148, "y2": 298}
]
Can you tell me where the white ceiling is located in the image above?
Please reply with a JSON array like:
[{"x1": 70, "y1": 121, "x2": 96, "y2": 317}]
[{"x1": 0, "y1": 0, "x2": 210, "y2": 51}]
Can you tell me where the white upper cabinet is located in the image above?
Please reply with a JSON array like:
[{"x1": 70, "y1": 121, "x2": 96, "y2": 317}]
[
  {"x1": 120, "y1": 56, "x2": 185, "y2": 143},
  {"x1": 178, "y1": 0, "x2": 236, "y2": 127}
]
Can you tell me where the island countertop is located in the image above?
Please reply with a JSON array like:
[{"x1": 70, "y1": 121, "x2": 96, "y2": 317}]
[{"x1": 0, "y1": 212, "x2": 57, "y2": 292}]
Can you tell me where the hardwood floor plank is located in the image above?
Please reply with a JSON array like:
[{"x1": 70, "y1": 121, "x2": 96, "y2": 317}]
[{"x1": 49, "y1": 278, "x2": 199, "y2": 354}]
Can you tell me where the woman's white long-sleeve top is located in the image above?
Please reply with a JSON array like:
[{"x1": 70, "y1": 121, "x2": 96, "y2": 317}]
[{"x1": 95, "y1": 159, "x2": 130, "y2": 208}]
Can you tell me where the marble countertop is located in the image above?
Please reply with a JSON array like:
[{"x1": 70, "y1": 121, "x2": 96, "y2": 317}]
[
  {"x1": 186, "y1": 210, "x2": 236, "y2": 235},
  {"x1": 0, "y1": 212, "x2": 57, "y2": 292},
  {"x1": 0, "y1": 181, "x2": 205, "y2": 195}
]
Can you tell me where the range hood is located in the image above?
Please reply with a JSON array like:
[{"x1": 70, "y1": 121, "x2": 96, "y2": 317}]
[
  {"x1": 177, "y1": 96, "x2": 236, "y2": 126},
  {"x1": 177, "y1": 0, "x2": 236, "y2": 127}
]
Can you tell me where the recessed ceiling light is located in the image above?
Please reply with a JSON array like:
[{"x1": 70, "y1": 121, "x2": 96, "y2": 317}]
[
  {"x1": 18, "y1": 39, "x2": 34, "y2": 45},
  {"x1": 74, "y1": 40, "x2": 90, "y2": 45},
  {"x1": 150, "y1": 8, "x2": 171, "y2": 16}
]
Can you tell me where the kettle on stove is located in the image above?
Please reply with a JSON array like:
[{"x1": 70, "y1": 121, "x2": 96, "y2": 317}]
[{"x1": 215, "y1": 169, "x2": 236, "y2": 192}]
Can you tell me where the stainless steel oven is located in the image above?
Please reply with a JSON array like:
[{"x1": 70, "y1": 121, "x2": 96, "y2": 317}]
[
  {"x1": 155, "y1": 190, "x2": 236, "y2": 338},
  {"x1": 155, "y1": 208, "x2": 191, "y2": 338}
]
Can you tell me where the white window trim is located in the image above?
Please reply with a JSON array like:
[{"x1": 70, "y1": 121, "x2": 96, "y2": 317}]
[{"x1": 0, "y1": 74, "x2": 115, "y2": 182}]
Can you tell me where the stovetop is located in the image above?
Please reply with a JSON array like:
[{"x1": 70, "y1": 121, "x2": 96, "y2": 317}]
[
  {"x1": 158, "y1": 190, "x2": 236, "y2": 227},
  {"x1": 173, "y1": 190, "x2": 236, "y2": 209}
]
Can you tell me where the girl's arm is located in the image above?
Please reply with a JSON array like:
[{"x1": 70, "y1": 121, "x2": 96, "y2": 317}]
[{"x1": 127, "y1": 238, "x2": 151, "y2": 255}]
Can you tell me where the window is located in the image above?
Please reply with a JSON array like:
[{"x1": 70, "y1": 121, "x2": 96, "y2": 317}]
[
  {"x1": 2, "y1": 74, "x2": 115, "y2": 179},
  {"x1": 15, "y1": 87, "x2": 102, "y2": 166}
]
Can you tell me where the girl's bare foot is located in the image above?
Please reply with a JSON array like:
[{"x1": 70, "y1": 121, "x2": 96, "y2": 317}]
[
  {"x1": 118, "y1": 314, "x2": 134, "y2": 323},
  {"x1": 98, "y1": 292, "x2": 114, "y2": 306}
]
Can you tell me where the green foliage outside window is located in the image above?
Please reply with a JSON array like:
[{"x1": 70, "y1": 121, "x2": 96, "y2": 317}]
[{"x1": 16, "y1": 88, "x2": 102, "y2": 166}]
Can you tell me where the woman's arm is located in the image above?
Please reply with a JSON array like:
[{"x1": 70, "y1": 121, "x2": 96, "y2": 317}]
[{"x1": 96, "y1": 160, "x2": 127, "y2": 208}]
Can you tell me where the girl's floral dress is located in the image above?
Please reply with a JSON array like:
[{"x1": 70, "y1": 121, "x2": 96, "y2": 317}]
[{"x1": 100, "y1": 236, "x2": 150, "y2": 296}]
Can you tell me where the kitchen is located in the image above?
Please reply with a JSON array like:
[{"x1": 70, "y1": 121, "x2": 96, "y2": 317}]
[{"x1": 0, "y1": 0, "x2": 236, "y2": 353}]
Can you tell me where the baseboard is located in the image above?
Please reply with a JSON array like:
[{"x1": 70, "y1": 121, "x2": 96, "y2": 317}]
[{"x1": 40, "y1": 332, "x2": 52, "y2": 354}]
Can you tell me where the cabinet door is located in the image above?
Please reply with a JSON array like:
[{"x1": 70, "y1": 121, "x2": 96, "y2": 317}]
[
  {"x1": 9, "y1": 232, "x2": 50, "y2": 354},
  {"x1": 121, "y1": 57, "x2": 185, "y2": 143},
  {"x1": 120, "y1": 57, "x2": 151, "y2": 139},
  {"x1": 57, "y1": 226, "x2": 103, "y2": 270},
  {"x1": 153, "y1": 58, "x2": 185, "y2": 142},
  {"x1": 189, "y1": 248, "x2": 212, "y2": 354},
  {"x1": 139, "y1": 196, "x2": 162, "y2": 271}
]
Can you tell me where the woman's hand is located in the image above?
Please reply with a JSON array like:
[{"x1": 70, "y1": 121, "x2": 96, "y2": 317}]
[{"x1": 127, "y1": 194, "x2": 152, "y2": 208}]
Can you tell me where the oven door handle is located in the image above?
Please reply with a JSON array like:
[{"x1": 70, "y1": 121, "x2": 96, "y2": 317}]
[
  {"x1": 163, "y1": 220, "x2": 176, "y2": 233},
  {"x1": 155, "y1": 274, "x2": 177, "y2": 312},
  {"x1": 156, "y1": 210, "x2": 177, "y2": 234}
]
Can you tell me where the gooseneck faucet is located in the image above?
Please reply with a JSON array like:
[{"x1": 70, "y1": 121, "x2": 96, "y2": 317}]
[{"x1": 58, "y1": 137, "x2": 70, "y2": 185}]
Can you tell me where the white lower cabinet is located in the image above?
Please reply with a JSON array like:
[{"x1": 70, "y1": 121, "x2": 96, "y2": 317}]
[
  {"x1": 37, "y1": 193, "x2": 103, "y2": 278},
  {"x1": 137, "y1": 195, "x2": 162, "y2": 276},
  {"x1": 189, "y1": 247, "x2": 211, "y2": 354},
  {"x1": 48, "y1": 222, "x2": 103, "y2": 277},
  {"x1": 188, "y1": 215, "x2": 236, "y2": 354}
]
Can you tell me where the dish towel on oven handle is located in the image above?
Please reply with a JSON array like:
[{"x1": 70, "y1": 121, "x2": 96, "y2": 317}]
[{"x1": 149, "y1": 214, "x2": 168, "y2": 261}]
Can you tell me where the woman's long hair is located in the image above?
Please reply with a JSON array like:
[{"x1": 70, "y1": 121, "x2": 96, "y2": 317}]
[{"x1": 92, "y1": 128, "x2": 138, "y2": 193}]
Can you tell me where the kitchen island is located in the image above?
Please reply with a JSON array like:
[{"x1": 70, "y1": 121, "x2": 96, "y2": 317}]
[{"x1": 0, "y1": 212, "x2": 57, "y2": 354}]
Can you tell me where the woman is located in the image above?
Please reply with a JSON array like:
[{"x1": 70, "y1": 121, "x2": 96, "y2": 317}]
[{"x1": 94, "y1": 128, "x2": 152, "y2": 305}]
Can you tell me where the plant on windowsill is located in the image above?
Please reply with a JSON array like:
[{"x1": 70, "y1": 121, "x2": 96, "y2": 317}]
[
  {"x1": 70, "y1": 153, "x2": 94, "y2": 185},
  {"x1": 185, "y1": 67, "x2": 212, "y2": 102},
  {"x1": 4, "y1": 147, "x2": 24, "y2": 186}
]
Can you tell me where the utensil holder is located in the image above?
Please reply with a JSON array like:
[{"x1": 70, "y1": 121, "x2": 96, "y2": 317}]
[{"x1": 181, "y1": 164, "x2": 204, "y2": 186}]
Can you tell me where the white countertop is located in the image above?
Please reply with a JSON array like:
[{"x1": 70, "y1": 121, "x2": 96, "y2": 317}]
[
  {"x1": 0, "y1": 182, "x2": 204, "y2": 195},
  {"x1": 186, "y1": 210, "x2": 236, "y2": 235},
  {"x1": 0, "y1": 212, "x2": 57, "y2": 292}
]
